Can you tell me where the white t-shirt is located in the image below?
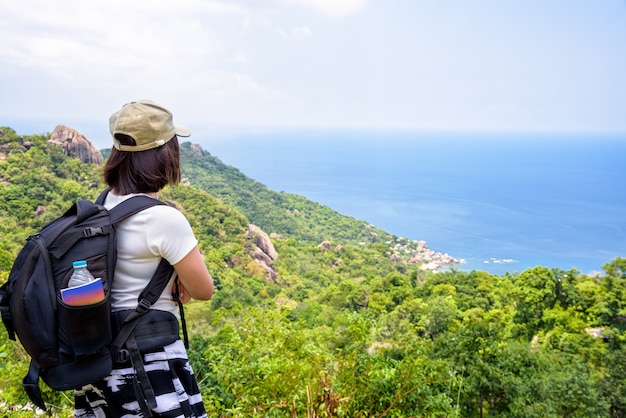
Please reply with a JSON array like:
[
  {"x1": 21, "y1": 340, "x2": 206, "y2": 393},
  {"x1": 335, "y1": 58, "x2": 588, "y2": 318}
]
[{"x1": 104, "y1": 192, "x2": 198, "y2": 316}]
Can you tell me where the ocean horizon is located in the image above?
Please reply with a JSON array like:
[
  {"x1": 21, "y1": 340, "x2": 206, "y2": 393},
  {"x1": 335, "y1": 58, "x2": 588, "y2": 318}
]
[{"x1": 200, "y1": 129, "x2": 626, "y2": 276}]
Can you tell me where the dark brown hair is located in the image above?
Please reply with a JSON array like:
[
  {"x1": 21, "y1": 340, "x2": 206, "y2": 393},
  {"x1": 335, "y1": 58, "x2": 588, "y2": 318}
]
[{"x1": 103, "y1": 134, "x2": 181, "y2": 195}]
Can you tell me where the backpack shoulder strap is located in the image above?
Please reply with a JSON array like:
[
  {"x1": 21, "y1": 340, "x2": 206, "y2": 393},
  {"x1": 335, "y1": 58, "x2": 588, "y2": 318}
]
[
  {"x1": 102, "y1": 188, "x2": 186, "y2": 349},
  {"x1": 50, "y1": 195, "x2": 164, "y2": 260},
  {"x1": 22, "y1": 360, "x2": 46, "y2": 410},
  {"x1": 97, "y1": 188, "x2": 165, "y2": 224},
  {"x1": 110, "y1": 259, "x2": 179, "y2": 415},
  {"x1": 111, "y1": 259, "x2": 175, "y2": 345},
  {"x1": 95, "y1": 188, "x2": 109, "y2": 205},
  {"x1": 107, "y1": 195, "x2": 165, "y2": 225}
]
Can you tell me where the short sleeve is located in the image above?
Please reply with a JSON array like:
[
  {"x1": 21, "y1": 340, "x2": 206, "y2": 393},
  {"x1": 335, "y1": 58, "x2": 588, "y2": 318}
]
[{"x1": 145, "y1": 206, "x2": 198, "y2": 265}]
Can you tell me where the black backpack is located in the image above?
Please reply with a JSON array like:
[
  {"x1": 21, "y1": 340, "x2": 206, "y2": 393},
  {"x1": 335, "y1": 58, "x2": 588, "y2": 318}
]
[{"x1": 0, "y1": 189, "x2": 187, "y2": 412}]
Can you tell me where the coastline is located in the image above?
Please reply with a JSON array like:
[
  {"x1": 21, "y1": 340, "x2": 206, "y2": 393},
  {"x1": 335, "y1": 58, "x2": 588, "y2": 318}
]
[
  {"x1": 387, "y1": 238, "x2": 460, "y2": 273},
  {"x1": 203, "y1": 132, "x2": 626, "y2": 277}
]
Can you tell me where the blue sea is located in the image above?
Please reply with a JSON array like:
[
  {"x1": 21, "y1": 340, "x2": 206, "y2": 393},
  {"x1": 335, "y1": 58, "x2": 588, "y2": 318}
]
[{"x1": 200, "y1": 130, "x2": 626, "y2": 276}]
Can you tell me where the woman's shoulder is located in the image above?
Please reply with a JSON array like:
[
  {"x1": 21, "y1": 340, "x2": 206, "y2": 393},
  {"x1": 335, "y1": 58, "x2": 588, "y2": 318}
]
[
  {"x1": 149, "y1": 202, "x2": 185, "y2": 215},
  {"x1": 146, "y1": 202, "x2": 187, "y2": 219}
]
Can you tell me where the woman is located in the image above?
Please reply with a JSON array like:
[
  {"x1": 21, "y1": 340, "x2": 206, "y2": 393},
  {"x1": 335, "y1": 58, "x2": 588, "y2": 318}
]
[{"x1": 74, "y1": 100, "x2": 214, "y2": 417}]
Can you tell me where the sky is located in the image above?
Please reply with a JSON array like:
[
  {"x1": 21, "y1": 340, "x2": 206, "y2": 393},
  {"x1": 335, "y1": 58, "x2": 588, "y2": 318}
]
[{"x1": 1, "y1": 0, "x2": 626, "y2": 149}]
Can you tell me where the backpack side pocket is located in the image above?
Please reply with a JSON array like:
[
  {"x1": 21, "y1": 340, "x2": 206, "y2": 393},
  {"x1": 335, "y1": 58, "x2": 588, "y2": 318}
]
[{"x1": 58, "y1": 294, "x2": 112, "y2": 356}]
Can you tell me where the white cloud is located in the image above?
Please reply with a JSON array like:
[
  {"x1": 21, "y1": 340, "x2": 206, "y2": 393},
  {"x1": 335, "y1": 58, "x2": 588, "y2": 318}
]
[
  {"x1": 0, "y1": 0, "x2": 282, "y2": 115},
  {"x1": 270, "y1": 0, "x2": 366, "y2": 18},
  {"x1": 1, "y1": 0, "x2": 625, "y2": 134},
  {"x1": 0, "y1": 1, "x2": 228, "y2": 75}
]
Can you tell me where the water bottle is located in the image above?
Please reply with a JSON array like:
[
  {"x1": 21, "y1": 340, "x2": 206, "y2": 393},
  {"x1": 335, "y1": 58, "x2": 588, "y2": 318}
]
[{"x1": 67, "y1": 260, "x2": 96, "y2": 288}]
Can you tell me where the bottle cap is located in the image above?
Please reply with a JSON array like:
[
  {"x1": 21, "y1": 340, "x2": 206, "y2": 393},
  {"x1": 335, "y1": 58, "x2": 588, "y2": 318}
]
[{"x1": 72, "y1": 260, "x2": 87, "y2": 268}]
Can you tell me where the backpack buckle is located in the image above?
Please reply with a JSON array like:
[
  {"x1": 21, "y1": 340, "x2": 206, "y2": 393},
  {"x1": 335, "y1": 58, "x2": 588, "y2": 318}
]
[
  {"x1": 83, "y1": 227, "x2": 104, "y2": 237},
  {"x1": 115, "y1": 348, "x2": 130, "y2": 363},
  {"x1": 136, "y1": 299, "x2": 152, "y2": 314}
]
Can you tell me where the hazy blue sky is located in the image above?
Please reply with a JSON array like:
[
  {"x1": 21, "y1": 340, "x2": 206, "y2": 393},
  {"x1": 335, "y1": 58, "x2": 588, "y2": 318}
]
[{"x1": 1, "y1": 0, "x2": 625, "y2": 148}]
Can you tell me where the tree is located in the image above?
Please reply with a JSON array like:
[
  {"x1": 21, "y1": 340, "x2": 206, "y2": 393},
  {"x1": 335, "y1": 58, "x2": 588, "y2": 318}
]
[
  {"x1": 512, "y1": 267, "x2": 558, "y2": 339},
  {"x1": 599, "y1": 258, "x2": 626, "y2": 330}
]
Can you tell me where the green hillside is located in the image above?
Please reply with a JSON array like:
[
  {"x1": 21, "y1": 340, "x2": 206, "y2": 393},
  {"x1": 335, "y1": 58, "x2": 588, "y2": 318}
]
[
  {"x1": 177, "y1": 142, "x2": 396, "y2": 245},
  {"x1": 1, "y1": 127, "x2": 625, "y2": 417}
]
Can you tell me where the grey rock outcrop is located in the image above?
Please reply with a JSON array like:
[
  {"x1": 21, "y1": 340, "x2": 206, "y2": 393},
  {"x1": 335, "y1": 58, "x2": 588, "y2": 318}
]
[
  {"x1": 190, "y1": 144, "x2": 204, "y2": 157},
  {"x1": 48, "y1": 125, "x2": 103, "y2": 164},
  {"x1": 247, "y1": 224, "x2": 278, "y2": 261},
  {"x1": 246, "y1": 224, "x2": 278, "y2": 282}
]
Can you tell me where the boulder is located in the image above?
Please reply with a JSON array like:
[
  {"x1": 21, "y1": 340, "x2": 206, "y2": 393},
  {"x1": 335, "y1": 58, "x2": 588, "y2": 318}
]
[
  {"x1": 270, "y1": 232, "x2": 285, "y2": 240},
  {"x1": 48, "y1": 125, "x2": 103, "y2": 164},
  {"x1": 34, "y1": 205, "x2": 46, "y2": 219},
  {"x1": 253, "y1": 247, "x2": 274, "y2": 266},
  {"x1": 258, "y1": 261, "x2": 278, "y2": 282},
  {"x1": 318, "y1": 240, "x2": 332, "y2": 250},
  {"x1": 246, "y1": 224, "x2": 279, "y2": 282},
  {"x1": 247, "y1": 224, "x2": 278, "y2": 261}
]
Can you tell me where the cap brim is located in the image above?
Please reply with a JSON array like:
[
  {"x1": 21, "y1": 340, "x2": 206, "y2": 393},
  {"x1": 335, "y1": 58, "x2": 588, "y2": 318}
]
[{"x1": 175, "y1": 125, "x2": 191, "y2": 137}]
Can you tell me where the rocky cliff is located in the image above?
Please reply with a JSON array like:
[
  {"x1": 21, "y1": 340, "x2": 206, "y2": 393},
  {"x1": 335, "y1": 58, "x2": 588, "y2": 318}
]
[
  {"x1": 246, "y1": 224, "x2": 279, "y2": 282},
  {"x1": 48, "y1": 125, "x2": 103, "y2": 164}
]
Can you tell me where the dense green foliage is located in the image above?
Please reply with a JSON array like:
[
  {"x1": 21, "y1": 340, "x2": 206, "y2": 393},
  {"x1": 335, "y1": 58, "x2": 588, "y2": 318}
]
[{"x1": 0, "y1": 127, "x2": 625, "y2": 417}]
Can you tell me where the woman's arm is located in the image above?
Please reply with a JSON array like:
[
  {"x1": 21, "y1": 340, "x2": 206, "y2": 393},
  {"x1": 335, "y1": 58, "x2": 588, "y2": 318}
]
[{"x1": 173, "y1": 245, "x2": 214, "y2": 301}]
